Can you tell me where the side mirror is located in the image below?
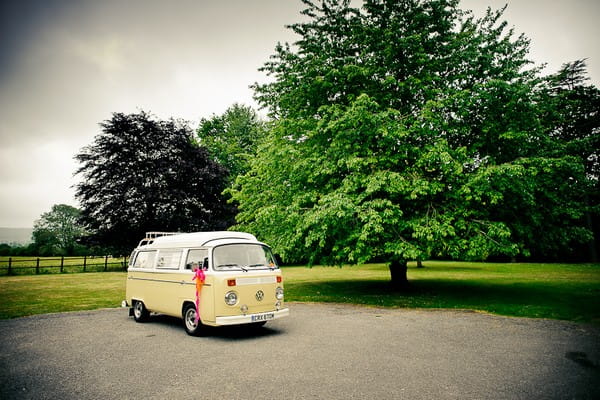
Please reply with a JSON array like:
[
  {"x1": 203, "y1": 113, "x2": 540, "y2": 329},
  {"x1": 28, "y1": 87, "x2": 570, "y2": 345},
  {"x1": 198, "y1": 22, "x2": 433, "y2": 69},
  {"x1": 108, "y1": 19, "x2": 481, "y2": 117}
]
[{"x1": 202, "y1": 257, "x2": 209, "y2": 270}]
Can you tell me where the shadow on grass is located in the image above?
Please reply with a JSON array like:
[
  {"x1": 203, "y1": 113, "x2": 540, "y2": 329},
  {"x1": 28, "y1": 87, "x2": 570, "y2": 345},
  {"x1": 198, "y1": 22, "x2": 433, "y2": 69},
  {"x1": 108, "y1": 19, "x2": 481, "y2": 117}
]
[
  {"x1": 411, "y1": 266, "x2": 486, "y2": 272},
  {"x1": 286, "y1": 278, "x2": 600, "y2": 323}
]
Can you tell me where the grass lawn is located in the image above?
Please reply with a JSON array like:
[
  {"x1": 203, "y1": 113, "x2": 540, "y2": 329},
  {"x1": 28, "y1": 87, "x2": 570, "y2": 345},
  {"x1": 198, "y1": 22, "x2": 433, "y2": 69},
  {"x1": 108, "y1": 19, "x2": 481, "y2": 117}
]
[
  {"x1": 282, "y1": 261, "x2": 600, "y2": 324},
  {"x1": 0, "y1": 261, "x2": 598, "y2": 323},
  {"x1": 0, "y1": 272, "x2": 126, "y2": 319},
  {"x1": 0, "y1": 256, "x2": 127, "y2": 275}
]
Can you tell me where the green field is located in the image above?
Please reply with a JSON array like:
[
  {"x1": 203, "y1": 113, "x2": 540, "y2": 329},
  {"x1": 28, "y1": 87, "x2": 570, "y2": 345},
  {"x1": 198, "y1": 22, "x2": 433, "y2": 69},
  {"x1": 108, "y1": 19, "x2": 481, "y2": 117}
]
[
  {"x1": 0, "y1": 272, "x2": 126, "y2": 319},
  {"x1": 0, "y1": 256, "x2": 127, "y2": 275},
  {"x1": 284, "y1": 261, "x2": 600, "y2": 324},
  {"x1": 0, "y1": 261, "x2": 598, "y2": 323}
]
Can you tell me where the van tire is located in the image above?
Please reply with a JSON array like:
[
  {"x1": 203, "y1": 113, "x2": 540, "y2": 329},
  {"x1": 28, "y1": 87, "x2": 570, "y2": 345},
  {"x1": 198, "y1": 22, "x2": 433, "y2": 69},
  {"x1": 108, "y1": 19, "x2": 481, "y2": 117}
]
[
  {"x1": 183, "y1": 303, "x2": 206, "y2": 336},
  {"x1": 133, "y1": 300, "x2": 150, "y2": 322}
]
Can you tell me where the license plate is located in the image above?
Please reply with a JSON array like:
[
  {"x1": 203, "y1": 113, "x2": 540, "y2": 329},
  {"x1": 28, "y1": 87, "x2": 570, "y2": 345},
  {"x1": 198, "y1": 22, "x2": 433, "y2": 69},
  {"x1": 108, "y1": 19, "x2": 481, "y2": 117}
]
[{"x1": 251, "y1": 312, "x2": 275, "y2": 322}]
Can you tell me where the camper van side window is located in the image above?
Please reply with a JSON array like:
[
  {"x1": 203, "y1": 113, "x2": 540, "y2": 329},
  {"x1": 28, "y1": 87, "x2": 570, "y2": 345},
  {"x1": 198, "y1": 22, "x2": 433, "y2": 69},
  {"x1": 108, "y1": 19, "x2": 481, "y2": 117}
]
[
  {"x1": 133, "y1": 251, "x2": 156, "y2": 269},
  {"x1": 186, "y1": 249, "x2": 208, "y2": 270},
  {"x1": 156, "y1": 249, "x2": 183, "y2": 270}
]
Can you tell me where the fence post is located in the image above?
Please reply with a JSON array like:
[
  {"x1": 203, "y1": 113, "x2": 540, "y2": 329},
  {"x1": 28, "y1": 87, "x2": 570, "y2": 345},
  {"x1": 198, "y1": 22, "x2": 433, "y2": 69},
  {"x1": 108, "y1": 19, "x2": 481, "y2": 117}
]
[
  {"x1": 83, "y1": 255, "x2": 87, "y2": 272},
  {"x1": 8, "y1": 257, "x2": 12, "y2": 275},
  {"x1": 104, "y1": 255, "x2": 108, "y2": 271},
  {"x1": 36, "y1": 258, "x2": 40, "y2": 274},
  {"x1": 60, "y1": 256, "x2": 64, "y2": 273}
]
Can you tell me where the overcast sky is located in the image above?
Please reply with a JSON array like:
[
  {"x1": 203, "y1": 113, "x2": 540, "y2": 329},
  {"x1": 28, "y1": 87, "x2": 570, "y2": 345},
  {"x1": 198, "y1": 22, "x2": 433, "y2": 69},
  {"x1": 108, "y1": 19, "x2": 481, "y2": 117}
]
[{"x1": 1, "y1": 0, "x2": 598, "y2": 228}]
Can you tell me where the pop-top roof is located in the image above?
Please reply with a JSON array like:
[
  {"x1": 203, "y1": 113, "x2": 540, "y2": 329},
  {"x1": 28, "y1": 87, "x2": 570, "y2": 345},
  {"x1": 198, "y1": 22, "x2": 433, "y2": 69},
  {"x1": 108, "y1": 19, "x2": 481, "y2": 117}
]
[{"x1": 138, "y1": 231, "x2": 259, "y2": 248}]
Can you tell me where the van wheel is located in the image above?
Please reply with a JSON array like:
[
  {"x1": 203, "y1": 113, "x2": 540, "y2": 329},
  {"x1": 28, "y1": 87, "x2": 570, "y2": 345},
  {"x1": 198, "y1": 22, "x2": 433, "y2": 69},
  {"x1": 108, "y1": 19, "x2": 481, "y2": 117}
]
[
  {"x1": 183, "y1": 304, "x2": 206, "y2": 336},
  {"x1": 133, "y1": 300, "x2": 149, "y2": 322}
]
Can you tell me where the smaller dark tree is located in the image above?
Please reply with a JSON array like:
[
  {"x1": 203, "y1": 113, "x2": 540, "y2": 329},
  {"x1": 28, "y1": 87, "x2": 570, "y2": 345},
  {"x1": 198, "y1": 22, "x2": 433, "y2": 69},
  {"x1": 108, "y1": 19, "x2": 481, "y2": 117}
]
[
  {"x1": 75, "y1": 111, "x2": 235, "y2": 254},
  {"x1": 544, "y1": 60, "x2": 600, "y2": 182},
  {"x1": 541, "y1": 60, "x2": 600, "y2": 261}
]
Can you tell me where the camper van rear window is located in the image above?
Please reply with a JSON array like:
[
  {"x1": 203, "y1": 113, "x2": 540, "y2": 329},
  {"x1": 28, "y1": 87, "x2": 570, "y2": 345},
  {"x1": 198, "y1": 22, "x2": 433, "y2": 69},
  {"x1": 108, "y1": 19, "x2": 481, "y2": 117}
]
[{"x1": 132, "y1": 250, "x2": 157, "y2": 269}]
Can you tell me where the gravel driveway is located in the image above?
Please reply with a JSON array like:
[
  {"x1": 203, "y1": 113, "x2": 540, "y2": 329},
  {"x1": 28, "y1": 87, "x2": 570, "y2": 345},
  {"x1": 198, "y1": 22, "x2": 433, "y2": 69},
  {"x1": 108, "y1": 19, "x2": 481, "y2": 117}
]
[{"x1": 1, "y1": 303, "x2": 598, "y2": 399}]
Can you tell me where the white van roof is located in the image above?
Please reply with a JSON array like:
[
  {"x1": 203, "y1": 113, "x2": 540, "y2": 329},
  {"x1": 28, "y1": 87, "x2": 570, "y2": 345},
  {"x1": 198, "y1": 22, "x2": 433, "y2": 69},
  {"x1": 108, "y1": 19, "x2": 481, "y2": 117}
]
[{"x1": 139, "y1": 231, "x2": 259, "y2": 249}]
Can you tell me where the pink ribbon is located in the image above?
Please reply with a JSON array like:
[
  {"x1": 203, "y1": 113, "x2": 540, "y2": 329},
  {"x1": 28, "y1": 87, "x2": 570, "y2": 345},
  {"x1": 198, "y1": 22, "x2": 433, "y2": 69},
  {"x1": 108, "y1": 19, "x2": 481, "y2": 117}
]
[{"x1": 192, "y1": 268, "x2": 205, "y2": 323}]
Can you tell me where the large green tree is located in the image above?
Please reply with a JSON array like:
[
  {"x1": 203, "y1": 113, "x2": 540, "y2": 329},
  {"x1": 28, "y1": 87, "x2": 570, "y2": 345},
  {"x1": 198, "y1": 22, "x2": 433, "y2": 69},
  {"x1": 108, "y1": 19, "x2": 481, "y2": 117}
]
[
  {"x1": 230, "y1": 0, "x2": 593, "y2": 286},
  {"x1": 75, "y1": 111, "x2": 235, "y2": 253}
]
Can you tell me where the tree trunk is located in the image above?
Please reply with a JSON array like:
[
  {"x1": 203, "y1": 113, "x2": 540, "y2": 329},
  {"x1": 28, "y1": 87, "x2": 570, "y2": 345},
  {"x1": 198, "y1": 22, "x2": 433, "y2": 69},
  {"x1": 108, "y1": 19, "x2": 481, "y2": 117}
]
[
  {"x1": 388, "y1": 258, "x2": 409, "y2": 290},
  {"x1": 416, "y1": 258, "x2": 424, "y2": 268},
  {"x1": 584, "y1": 208, "x2": 598, "y2": 263}
]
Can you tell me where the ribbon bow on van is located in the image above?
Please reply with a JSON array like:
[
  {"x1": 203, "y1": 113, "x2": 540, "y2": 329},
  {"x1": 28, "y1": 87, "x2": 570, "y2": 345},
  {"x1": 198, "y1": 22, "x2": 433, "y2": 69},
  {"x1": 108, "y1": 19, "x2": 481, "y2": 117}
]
[{"x1": 192, "y1": 268, "x2": 205, "y2": 323}]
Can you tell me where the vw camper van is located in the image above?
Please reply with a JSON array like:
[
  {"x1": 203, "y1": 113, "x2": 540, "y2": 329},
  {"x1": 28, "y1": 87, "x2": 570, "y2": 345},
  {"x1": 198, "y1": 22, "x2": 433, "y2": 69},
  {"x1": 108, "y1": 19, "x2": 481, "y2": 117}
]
[{"x1": 123, "y1": 231, "x2": 289, "y2": 335}]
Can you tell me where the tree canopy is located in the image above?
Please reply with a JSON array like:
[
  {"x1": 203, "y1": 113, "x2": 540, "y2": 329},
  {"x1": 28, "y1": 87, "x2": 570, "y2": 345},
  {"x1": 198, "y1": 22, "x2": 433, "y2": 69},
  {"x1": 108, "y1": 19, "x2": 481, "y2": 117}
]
[
  {"x1": 196, "y1": 103, "x2": 267, "y2": 183},
  {"x1": 230, "y1": 0, "x2": 597, "y2": 286},
  {"x1": 75, "y1": 111, "x2": 235, "y2": 253},
  {"x1": 32, "y1": 204, "x2": 86, "y2": 256}
]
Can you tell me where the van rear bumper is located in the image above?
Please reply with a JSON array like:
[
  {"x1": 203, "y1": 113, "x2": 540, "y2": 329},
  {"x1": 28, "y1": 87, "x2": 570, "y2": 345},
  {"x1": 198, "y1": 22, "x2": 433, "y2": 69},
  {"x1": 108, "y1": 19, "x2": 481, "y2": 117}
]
[{"x1": 215, "y1": 308, "x2": 289, "y2": 326}]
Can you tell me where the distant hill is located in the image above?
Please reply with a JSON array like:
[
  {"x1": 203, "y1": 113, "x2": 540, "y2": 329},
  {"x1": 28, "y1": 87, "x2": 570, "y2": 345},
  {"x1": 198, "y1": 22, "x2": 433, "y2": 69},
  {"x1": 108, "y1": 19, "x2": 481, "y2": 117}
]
[{"x1": 0, "y1": 228, "x2": 33, "y2": 245}]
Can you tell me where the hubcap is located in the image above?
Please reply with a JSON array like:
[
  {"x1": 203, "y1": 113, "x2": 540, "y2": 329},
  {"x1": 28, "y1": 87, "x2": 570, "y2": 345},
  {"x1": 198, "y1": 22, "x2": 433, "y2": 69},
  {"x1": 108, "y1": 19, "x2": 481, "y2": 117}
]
[
  {"x1": 186, "y1": 308, "x2": 197, "y2": 330},
  {"x1": 134, "y1": 302, "x2": 142, "y2": 317}
]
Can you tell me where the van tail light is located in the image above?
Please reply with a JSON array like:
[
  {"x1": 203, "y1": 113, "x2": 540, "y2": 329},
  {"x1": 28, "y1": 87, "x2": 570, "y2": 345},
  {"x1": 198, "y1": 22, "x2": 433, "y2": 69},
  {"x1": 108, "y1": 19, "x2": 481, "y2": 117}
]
[
  {"x1": 227, "y1": 279, "x2": 236, "y2": 287},
  {"x1": 276, "y1": 276, "x2": 282, "y2": 283}
]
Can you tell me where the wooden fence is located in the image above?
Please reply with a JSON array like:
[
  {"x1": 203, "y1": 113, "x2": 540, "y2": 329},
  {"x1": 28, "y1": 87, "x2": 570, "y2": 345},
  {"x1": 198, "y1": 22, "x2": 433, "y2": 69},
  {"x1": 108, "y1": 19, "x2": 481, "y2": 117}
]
[{"x1": 0, "y1": 256, "x2": 128, "y2": 276}]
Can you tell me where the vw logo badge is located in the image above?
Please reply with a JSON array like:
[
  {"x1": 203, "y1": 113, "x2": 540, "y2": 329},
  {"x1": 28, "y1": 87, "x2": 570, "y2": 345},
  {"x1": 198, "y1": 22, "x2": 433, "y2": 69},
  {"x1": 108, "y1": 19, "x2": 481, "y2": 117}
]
[{"x1": 255, "y1": 290, "x2": 264, "y2": 301}]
